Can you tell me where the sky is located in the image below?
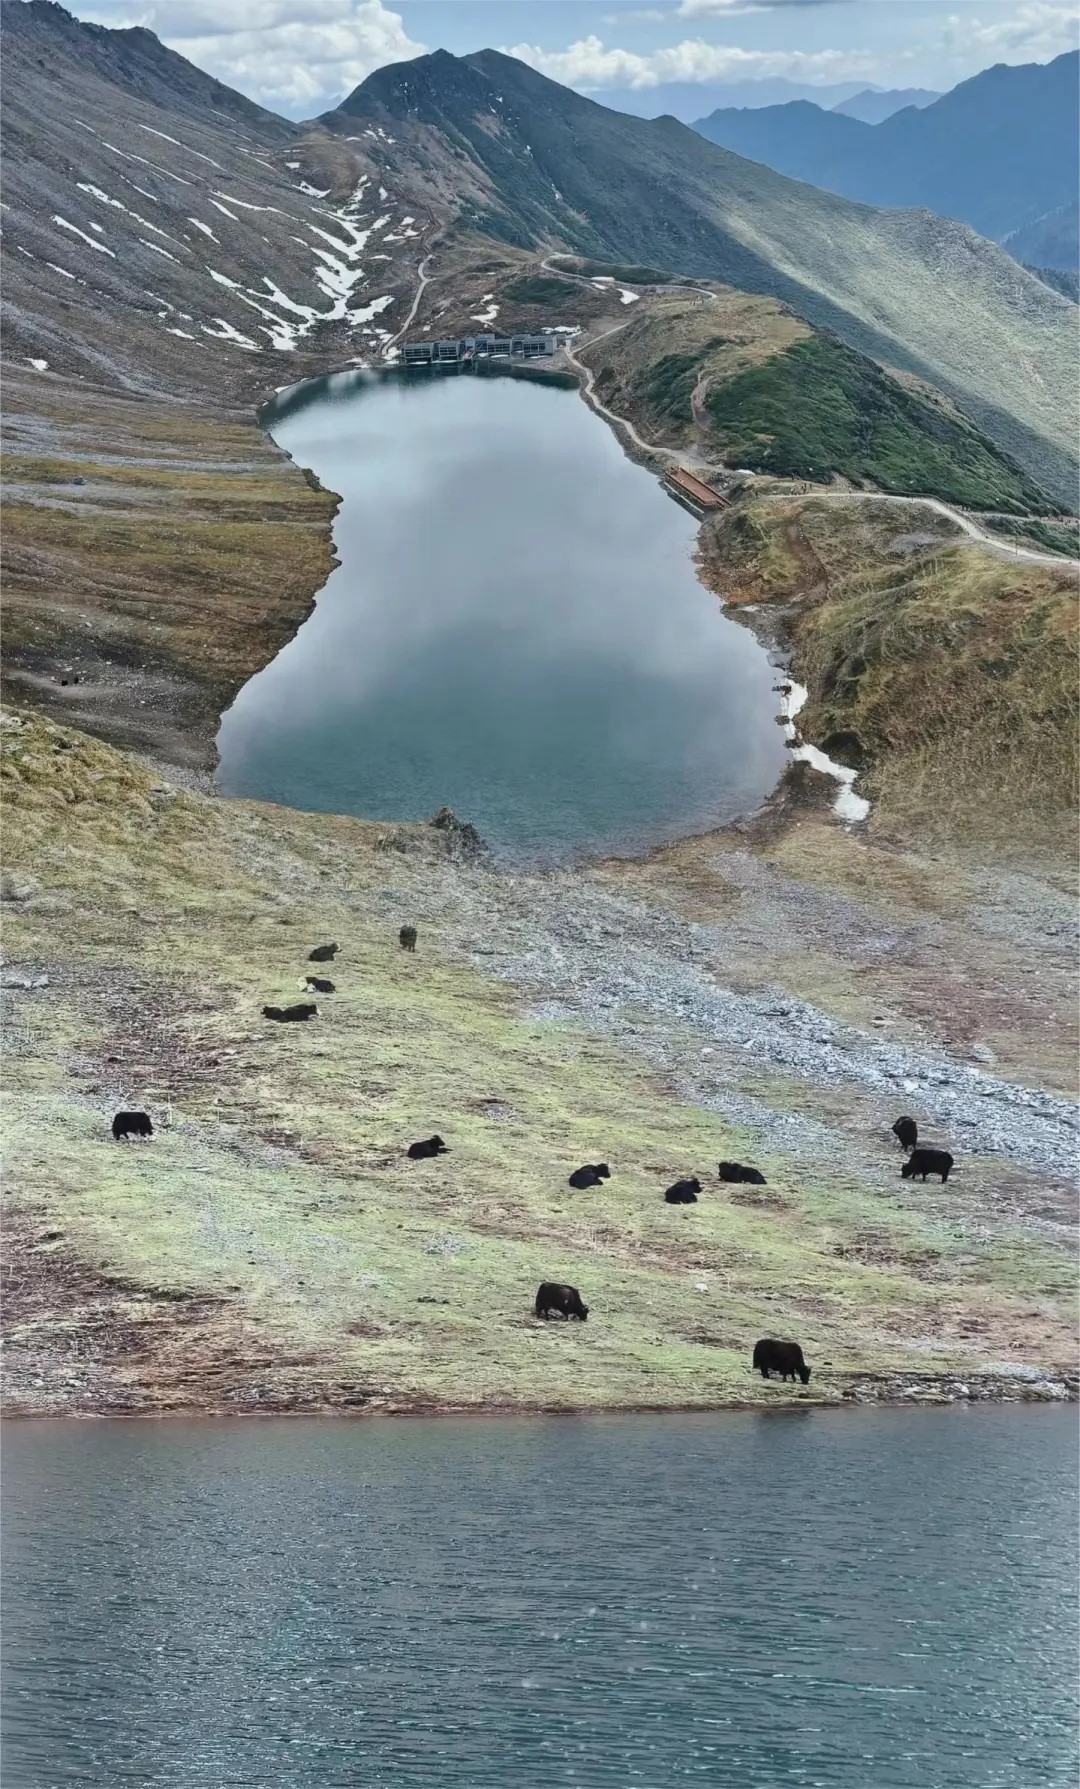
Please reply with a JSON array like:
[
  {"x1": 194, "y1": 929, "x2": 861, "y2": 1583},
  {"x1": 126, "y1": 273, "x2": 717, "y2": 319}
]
[{"x1": 73, "y1": 0, "x2": 1080, "y2": 118}]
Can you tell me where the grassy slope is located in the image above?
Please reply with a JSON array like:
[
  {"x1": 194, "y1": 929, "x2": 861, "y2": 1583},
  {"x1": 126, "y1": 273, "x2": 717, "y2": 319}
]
[
  {"x1": 704, "y1": 496, "x2": 1079, "y2": 858},
  {"x1": 580, "y1": 296, "x2": 1053, "y2": 509},
  {"x1": 4, "y1": 712, "x2": 1072, "y2": 1416},
  {"x1": 585, "y1": 290, "x2": 808, "y2": 448},
  {"x1": 701, "y1": 337, "x2": 1054, "y2": 512},
  {"x1": 1, "y1": 372, "x2": 337, "y2": 765}
]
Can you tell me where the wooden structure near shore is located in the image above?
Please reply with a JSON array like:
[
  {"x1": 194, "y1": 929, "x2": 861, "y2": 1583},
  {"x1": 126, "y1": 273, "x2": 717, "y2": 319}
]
[{"x1": 662, "y1": 468, "x2": 730, "y2": 515}]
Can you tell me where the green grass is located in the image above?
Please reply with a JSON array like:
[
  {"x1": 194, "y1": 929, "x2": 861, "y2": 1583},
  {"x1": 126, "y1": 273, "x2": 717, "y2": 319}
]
[
  {"x1": 555, "y1": 259, "x2": 696, "y2": 285},
  {"x1": 982, "y1": 514, "x2": 1079, "y2": 556},
  {"x1": 3, "y1": 712, "x2": 1074, "y2": 1415},
  {"x1": 501, "y1": 274, "x2": 588, "y2": 307},
  {"x1": 634, "y1": 339, "x2": 728, "y2": 426},
  {"x1": 703, "y1": 336, "x2": 1057, "y2": 512},
  {"x1": 708, "y1": 495, "x2": 1079, "y2": 856}
]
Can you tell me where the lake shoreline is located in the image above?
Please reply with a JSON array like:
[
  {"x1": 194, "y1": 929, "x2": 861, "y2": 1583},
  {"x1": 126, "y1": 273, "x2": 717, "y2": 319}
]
[
  {"x1": 6, "y1": 1373, "x2": 1076, "y2": 1424},
  {"x1": 3, "y1": 367, "x2": 1075, "y2": 1428}
]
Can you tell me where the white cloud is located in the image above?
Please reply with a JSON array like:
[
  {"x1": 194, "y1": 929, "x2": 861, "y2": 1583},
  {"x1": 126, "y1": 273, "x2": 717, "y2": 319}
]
[
  {"x1": 677, "y1": 0, "x2": 843, "y2": 13},
  {"x1": 942, "y1": 0, "x2": 1079, "y2": 65},
  {"x1": 501, "y1": 34, "x2": 880, "y2": 91},
  {"x1": 80, "y1": 0, "x2": 426, "y2": 110}
]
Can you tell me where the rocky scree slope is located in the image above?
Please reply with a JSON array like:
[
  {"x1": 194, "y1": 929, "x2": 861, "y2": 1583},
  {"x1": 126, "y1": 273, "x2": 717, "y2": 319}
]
[{"x1": 0, "y1": 0, "x2": 434, "y2": 400}]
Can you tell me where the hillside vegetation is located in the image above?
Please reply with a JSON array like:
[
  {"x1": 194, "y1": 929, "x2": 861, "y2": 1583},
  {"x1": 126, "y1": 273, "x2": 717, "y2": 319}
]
[
  {"x1": 703, "y1": 495, "x2": 1079, "y2": 856},
  {"x1": 701, "y1": 337, "x2": 1054, "y2": 511},
  {"x1": 583, "y1": 296, "x2": 1056, "y2": 510},
  {"x1": 1, "y1": 370, "x2": 336, "y2": 766}
]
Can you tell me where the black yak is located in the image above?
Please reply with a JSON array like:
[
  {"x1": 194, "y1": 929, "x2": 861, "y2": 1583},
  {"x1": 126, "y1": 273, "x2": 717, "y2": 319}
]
[
  {"x1": 665, "y1": 1178, "x2": 701, "y2": 1204},
  {"x1": 535, "y1": 1282, "x2": 588, "y2": 1321},
  {"x1": 568, "y1": 1163, "x2": 611, "y2": 1189},
  {"x1": 112, "y1": 1110, "x2": 153, "y2": 1141},
  {"x1": 753, "y1": 1339, "x2": 810, "y2": 1384},
  {"x1": 892, "y1": 1116, "x2": 918, "y2": 1153},
  {"x1": 408, "y1": 1135, "x2": 448, "y2": 1160},
  {"x1": 901, "y1": 1147, "x2": 953, "y2": 1184}
]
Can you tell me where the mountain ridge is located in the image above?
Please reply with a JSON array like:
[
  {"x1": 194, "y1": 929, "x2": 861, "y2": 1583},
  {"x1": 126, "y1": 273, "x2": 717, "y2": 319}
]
[
  {"x1": 693, "y1": 51, "x2": 1079, "y2": 263},
  {"x1": 320, "y1": 47, "x2": 1077, "y2": 501},
  {"x1": 1, "y1": 6, "x2": 1076, "y2": 504}
]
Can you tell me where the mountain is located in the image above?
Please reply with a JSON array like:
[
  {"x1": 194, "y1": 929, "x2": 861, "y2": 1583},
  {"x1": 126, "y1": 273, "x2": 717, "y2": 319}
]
[
  {"x1": 581, "y1": 77, "x2": 870, "y2": 124},
  {"x1": 694, "y1": 53, "x2": 1079, "y2": 260},
  {"x1": 320, "y1": 49, "x2": 1076, "y2": 501},
  {"x1": 832, "y1": 87, "x2": 941, "y2": 124},
  {"x1": 0, "y1": 0, "x2": 436, "y2": 400},
  {"x1": 1004, "y1": 202, "x2": 1080, "y2": 277},
  {"x1": 1, "y1": 8, "x2": 1074, "y2": 503}
]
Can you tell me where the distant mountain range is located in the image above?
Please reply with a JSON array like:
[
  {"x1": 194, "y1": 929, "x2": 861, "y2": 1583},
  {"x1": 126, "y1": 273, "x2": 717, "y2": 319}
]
[
  {"x1": 693, "y1": 52, "x2": 1079, "y2": 269},
  {"x1": 579, "y1": 77, "x2": 872, "y2": 124},
  {"x1": 832, "y1": 87, "x2": 941, "y2": 124},
  {"x1": 582, "y1": 80, "x2": 941, "y2": 126}
]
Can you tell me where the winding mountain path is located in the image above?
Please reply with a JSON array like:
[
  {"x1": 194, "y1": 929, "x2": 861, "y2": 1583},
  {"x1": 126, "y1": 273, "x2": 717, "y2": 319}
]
[
  {"x1": 554, "y1": 287, "x2": 1079, "y2": 569},
  {"x1": 384, "y1": 250, "x2": 435, "y2": 355},
  {"x1": 777, "y1": 490, "x2": 1079, "y2": 569}
]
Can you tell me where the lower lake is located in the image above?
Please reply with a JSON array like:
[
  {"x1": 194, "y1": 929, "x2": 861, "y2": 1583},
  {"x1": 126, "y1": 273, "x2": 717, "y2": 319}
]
[
  {"x1": 216, "y1": 369, "x2": 788, "y2": 861},
  {"x1": 3, "y1": 1407, "x2": 1076, "y2": 1787}
]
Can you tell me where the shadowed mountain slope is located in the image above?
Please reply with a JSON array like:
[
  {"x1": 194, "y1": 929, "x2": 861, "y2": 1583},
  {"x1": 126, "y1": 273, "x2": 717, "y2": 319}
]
[{"x1": 694, "y1": 52, "x2": 1079, "y2": 262}]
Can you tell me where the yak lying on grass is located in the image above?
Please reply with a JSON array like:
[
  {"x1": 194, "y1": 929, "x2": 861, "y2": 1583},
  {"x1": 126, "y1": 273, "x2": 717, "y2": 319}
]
[
  {"x1": 568, "y1": 1163, "x2": 611, "y2": 1189},
  {"x1": 665, "y1": 1177, "x2": 701, "y2": 1204},
  {"x1": 408, "y1": 1135, "x2": 448, "y2": 1160},
  {"x1": 718, "y1": 1162, "x2": 766, "y2": 1185}
]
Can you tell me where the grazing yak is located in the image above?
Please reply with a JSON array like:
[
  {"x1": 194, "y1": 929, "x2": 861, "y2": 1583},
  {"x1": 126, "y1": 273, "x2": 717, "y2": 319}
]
[
  {"x1": 753, "y1": 1339, "x2": 811, "y2": 1384},
  {"x1": 718, "y1": 1162, "x2": 766, "y2": 1185},
  {"x1": 399, "y1": 926, "x2": 418, "y2": 952},
  {"x1": 902, "y1": 1147, "x2": 954, "y2": 1184},
  {"x1": 535, "y1": 1282, "x2": 589, "y2": 1321},
  {"x1": 112, "y1": 1110, "x2": 153, "y2": 1142},
  {"x1": 892, "y1": 1116, "x2": 918, "y2": 1153},
  {"x1": 408, "y1": 1135, "x2": 448, "y2": 1160},
  {"x1": 303, "y1": 976, "x2": 335, "y2": 994},
  {"x1": 308, "y1": 943, "x2": 338, "y2": 963},
  {"x1": 665, "y1": 1177, "x2": 701, "y2": 1204},
  {"x1": 263, "y1": 1002, "x2": 317, "y2": 1023},
  {"x1": 568, "y1": 1163, "x2": 611, "y2": 1190}
]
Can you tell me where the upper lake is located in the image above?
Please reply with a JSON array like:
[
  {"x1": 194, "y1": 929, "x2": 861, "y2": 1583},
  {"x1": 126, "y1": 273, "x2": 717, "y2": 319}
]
[{"x1": 216, "y1": 369, "x2": 788, "y2": 861}]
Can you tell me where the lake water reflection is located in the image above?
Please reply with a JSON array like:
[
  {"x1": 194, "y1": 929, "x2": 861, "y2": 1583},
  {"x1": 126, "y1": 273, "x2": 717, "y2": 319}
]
[
  {"x1": 2, "y1": 1408, "x2": 1076, "y2": 1788},
  {"x1": 216, "y1": 369, "x2": 788, "y2": 861}
]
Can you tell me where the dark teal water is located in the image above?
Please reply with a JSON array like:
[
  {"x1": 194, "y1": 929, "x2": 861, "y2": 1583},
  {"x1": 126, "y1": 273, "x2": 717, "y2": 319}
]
[
  {"x1": 215, "y1": 369, "x2": 787, "y2": 861},
  {"x1": 3, "y1": 1408, "x2": 1076, "y2": 1788}
]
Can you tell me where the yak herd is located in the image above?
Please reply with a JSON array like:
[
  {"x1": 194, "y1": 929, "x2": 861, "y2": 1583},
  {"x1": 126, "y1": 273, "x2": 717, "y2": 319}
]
[{"x1": 107, "y1": 933, "x2": 962, "y2": 1395}]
